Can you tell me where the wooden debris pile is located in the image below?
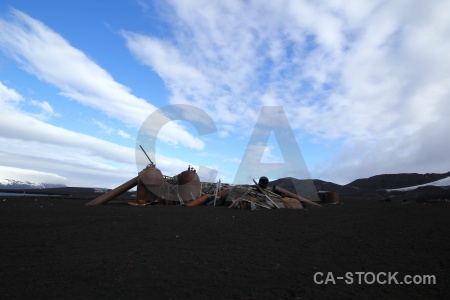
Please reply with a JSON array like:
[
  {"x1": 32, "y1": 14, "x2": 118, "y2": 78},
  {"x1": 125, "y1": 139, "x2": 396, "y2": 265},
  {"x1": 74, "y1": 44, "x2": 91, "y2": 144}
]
[{"x1": 227, "y1": 179, "x2": 321, "y2": 210}]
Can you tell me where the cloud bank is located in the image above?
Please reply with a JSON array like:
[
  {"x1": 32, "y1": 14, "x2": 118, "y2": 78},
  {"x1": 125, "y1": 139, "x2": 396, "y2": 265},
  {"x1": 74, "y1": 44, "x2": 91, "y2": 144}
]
[
  {"x1": 123, "y1": 0, "x2": 450, "y2": 183},
  {"x1": 0, "y1": 9, "x2": 204, "y2": 150},
  {"x1": 1, "y1": 1, "x2": 449, "y2": 186}
]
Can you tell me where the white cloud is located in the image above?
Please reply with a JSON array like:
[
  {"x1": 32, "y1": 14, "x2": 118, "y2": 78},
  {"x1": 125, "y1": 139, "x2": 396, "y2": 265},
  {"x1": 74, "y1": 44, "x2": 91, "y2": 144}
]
[
  {"x1": 0, "y1": 80, "x2": 22, "y2": 104},
  {"x1": 0, "y1": 9, "x2": 203, "y2": 150},
  {"x1": 0, "y1": 165, "x2": 68, "y2": 184},
  {"x1": 1, "y1": 2, "x2": 449, "y2": 185},
  {"x1": 117, "y1": 129, "x2": 132, "y2": 139},
  {"x1": 0, "y1": 137, "x2": 135, "y2": 188},
  {"x1": 260, "y1": 145, "x2": 284, "y2": 164},
  {"x1": 92, "y1": 120, "x2": 133, "y2": 140},
  {"x1": 92, "y1": 119, "x2": 115, "y2": 135},
  {"x1": 0, "y1": 109, "x2": 133, "y2": 164},
  {"x1": 128, "y1": 0, "x2": 450, "y2": 182},
  {"x1": 137, "y1": 0, "x2": 150, "y2": 12},
  {"x1": 0, "y1": 81, "x2": 204, "y2": 187},
  {"x1": 30, "y1": 99, "x2": 54, "y2": 114},
  {"x1": 29, "y1": 99, "x2": 58, "y2": 120},
  {"x1": 0, "y1": 95, "x2": 138, "y2": 186},
  {"x1": 121, "y1": 32, "x2": 209, "y2": 93}
]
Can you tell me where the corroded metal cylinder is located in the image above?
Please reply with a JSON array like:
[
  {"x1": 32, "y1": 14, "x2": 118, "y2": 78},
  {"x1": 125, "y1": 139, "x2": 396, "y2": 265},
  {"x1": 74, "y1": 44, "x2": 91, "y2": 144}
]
[
  {"x1": 318, "y1": 191, "x2": 340, "y2": 204},
  {"x1": 138, "y1": 164, "x2": 164, "y2": 202},
  {"x1": 177, "y1": 166, "x2": 201, "y2": 202},
  {"x1": 185, "y1": 194, "x2": 211, "y2": 206},
  {"x1": 325, "y1": 191, "x2": 339, "y2": 203},
  {"x1": 139, "y1": 165, "x2": 164, "y2": 186},
  {"x1": 274, "y1": 186, "x2": 322, "y2": 207},
  {"x1": 86, "y1": 176, "x2": 138, "y2": 205}
]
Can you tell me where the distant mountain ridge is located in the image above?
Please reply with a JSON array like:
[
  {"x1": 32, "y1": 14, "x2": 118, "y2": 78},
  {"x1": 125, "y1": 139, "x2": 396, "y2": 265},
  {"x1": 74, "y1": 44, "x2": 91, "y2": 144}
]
[
  {"x1": 268, "y1": 171, "x2": 450, "y2": 201},
  {"x1": 2, "y1": 171, "x2": 450, "y2": 202},
  {"x1": 0, "y1": 179, "x2": 66, "y2": 190},
  {"x1": 346, "y1": 172, "x2": 450, "y2": 190}
]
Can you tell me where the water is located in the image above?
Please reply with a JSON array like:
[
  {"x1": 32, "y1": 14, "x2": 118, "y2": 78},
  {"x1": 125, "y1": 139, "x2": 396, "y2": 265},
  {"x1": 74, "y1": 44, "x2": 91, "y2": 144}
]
[{"x1": 0, "y1": 192, "x2": 62, "y2": 197}]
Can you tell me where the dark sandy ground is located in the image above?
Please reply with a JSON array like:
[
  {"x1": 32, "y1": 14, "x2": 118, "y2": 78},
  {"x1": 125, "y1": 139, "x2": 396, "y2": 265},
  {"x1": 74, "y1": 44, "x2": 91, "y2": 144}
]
[{"x1": 1, "y1": 197, "x2": 449, "y2": 299}]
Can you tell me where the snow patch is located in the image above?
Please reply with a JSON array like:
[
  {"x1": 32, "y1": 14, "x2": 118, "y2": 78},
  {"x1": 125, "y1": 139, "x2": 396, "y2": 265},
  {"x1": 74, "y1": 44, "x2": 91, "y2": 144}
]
[{"x1": 386, "y1": 176, "x2": 450, "y2": 192}]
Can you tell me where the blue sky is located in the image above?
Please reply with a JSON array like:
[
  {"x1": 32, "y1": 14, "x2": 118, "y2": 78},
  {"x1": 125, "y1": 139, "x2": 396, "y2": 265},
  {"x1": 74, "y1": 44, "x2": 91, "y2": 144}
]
[{"x1": 0, "y1": 0, "x2": 449, "y2": 188}]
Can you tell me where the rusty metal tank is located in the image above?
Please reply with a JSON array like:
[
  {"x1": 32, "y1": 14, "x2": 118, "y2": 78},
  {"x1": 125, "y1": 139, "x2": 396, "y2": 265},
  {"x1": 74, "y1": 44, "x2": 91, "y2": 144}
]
[
  {"x1": 318, "y1": 191, "x2": 340, "y2": 204},
  {"x1": 137, "y1": 164, "x2": 164, "y2": 201},
  {"x1": 177, "y1": 165, "x2": 201, "y2": 202},
  {"x1": 139, "y1": 164, "x2": 164, "y2": 186},
  {"x1": 325, "y1": 191, "x2": 339, "y2": 203}
]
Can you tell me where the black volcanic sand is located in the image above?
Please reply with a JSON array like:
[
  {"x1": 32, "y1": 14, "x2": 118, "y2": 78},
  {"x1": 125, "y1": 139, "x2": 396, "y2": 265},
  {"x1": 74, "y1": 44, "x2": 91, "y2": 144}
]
[{"x1": 1, "y1": 197, "x2": 449, "y2": 299}]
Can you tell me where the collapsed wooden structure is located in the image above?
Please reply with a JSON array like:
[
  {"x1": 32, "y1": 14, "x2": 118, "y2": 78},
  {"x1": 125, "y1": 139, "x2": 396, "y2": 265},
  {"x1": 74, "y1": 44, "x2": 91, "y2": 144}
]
[
  {"x1": 86, "y1": 145, "x2": 325, "y2": 208},
  {"x1": 225, "y1": 179, "x2": 322, "y2": 210},
  {"x1": 86, "y1": 164, "x2": 322, "y2": 209}
]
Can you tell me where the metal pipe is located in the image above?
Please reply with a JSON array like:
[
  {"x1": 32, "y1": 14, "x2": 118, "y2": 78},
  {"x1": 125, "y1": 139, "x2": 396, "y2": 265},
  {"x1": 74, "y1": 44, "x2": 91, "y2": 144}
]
[
  {"x1": 273, "y1": 186, "x2": 322, "y2": 207},
  {"x1": 86, "y1": 176, "x2": 138, "y2": 205},
  {"x1": 139, "y1": 145, "x2": 154, "y2": 165},
  {"x1": 185, "y1": 194, "x2": 211, "y2": 206}
]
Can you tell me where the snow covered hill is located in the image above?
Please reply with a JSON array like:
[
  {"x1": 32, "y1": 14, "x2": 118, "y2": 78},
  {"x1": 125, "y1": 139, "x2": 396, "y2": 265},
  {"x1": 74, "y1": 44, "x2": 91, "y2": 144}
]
[{"x1": 0, "y1": 179, "x2": 66, "y2": 189}]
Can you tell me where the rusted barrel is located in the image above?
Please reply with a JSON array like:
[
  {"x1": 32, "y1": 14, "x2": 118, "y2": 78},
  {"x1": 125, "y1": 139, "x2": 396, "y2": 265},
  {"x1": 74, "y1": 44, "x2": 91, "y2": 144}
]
[
  {"x1": 326, "y1": 191, "x2": 339, "y2": 203},
  {"x1": 318, "y1": 191, "x2": 339, "y2": 203}
]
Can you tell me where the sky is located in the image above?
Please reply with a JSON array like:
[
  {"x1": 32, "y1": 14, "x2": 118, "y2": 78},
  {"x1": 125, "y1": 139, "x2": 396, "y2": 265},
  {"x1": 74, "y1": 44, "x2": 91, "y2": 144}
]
[{"x1": 0, "y1": 0, "x2": 449, "y2": 188}]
